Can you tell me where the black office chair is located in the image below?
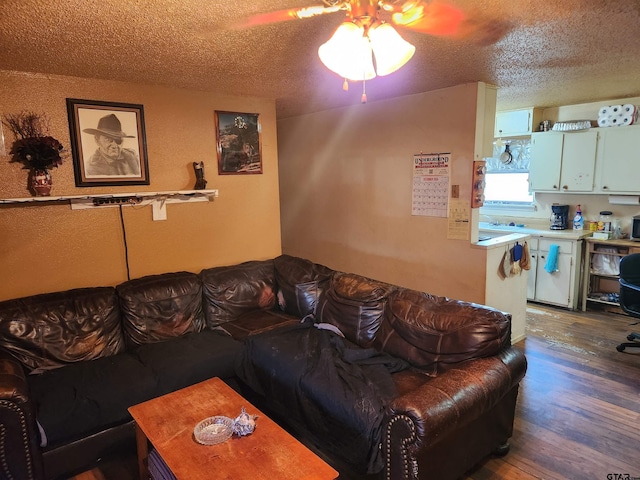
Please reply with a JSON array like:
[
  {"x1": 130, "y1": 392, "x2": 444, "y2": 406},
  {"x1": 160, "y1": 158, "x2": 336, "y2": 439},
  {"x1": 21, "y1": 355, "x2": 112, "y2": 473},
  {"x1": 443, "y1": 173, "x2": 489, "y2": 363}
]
[{"x1": 616, "y1": 253, "x2": 640, "y2": 352}]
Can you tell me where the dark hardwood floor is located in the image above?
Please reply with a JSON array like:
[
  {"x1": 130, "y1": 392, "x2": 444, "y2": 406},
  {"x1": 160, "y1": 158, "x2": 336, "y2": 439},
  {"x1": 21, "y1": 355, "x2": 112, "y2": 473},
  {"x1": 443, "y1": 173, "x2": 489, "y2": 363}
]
[
  {"x1": 69, "y1": 303, "x2": 640, "y2": 480},
  {"x1": 464, "y1": 303, "x2": 640, "y2": 480}
]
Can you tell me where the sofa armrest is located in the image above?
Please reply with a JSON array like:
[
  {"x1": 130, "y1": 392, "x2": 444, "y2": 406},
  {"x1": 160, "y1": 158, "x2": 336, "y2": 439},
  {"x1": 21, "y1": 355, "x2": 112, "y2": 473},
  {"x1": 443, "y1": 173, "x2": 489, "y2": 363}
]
[
  {"x1": 0, "y1": 351, "x2": 43, "y2": 480},
  {"x1": 384, "y1": 347, "x2": 526, "y2": 479}
]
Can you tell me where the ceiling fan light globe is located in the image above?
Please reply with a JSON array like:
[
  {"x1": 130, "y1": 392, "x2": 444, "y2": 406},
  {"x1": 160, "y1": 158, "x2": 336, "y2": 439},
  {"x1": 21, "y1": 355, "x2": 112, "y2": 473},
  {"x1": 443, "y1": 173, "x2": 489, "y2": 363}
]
[
  {"x1": 368, "y1": 23, "x2": 415, "y2": 76},
  {"x1": 318, "y1": 21, "x2": 376, "y2": 81}
]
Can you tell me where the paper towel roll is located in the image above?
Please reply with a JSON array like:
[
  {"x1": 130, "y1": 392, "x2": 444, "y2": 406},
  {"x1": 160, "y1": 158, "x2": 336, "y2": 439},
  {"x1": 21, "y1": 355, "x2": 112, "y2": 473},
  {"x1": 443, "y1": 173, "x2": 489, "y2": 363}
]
[
  {"x1": 599, "y1": 106, "x2": 611, "y2": 117},
  {"x1": 621, "y1": 115, "x2": 634, "y2": 126},
  {"x1": 597, "y1": 116, "x2": 610, "y2": 127},
  {"x1": 609, "y1": 195, "x2": 640, "y2": 205},
  {"x1": 609, "y1": 114, "x2": 624, "y2": 126},
  {"x1": 622, "y1": 104, "x2": 637, "y2": 115},
  {"x1": 611, "y1": 104, "x2": 623, "y2": 114}
]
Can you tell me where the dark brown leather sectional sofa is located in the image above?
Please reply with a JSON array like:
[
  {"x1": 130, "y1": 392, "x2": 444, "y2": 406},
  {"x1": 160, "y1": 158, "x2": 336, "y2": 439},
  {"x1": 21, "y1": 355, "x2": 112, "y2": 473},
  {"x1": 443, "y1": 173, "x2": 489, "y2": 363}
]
[{"x1": 0, "y1": 255, "x2": 526, "y2": 480}]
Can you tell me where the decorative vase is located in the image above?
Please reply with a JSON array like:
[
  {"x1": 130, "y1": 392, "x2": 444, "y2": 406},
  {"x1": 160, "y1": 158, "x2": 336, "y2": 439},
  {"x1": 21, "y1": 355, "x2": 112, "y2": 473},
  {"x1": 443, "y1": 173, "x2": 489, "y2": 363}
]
[{"x1": 30, "y1": 169, "x2": 52, "y2": 196}]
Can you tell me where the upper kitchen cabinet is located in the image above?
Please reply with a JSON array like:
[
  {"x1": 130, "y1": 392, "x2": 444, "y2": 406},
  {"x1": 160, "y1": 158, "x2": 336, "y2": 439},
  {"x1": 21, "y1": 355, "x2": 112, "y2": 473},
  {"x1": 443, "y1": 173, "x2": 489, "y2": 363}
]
[
  {"x1": 596, "y1": 125, "x2": 640, "y2": 193},
  {"x1": 529, "y1": 132, "x2": 563, "y2": 191},
  {"x1": 530, "y1": 130, "x2": 598, "y2": 192},
  {"x1": 494, "y1": 108, "x2": 543, "y2": 137}
]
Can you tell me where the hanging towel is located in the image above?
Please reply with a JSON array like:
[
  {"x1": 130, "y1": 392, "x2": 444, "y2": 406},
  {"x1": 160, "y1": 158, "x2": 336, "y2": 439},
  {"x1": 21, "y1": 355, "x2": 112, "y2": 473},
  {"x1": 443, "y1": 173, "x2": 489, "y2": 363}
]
[
  {"x1": 510, "y1": 244, "x2": 522, "y2": 275},
  {"x1": 497, "y1": 249, "x2": 509, "y2": 280},
  {"x1": 520, "y1": 241, "x2": 531, "y2": 271},
  {"x1": 544, "y1": 244, "x2": 559, "y2": 273}
]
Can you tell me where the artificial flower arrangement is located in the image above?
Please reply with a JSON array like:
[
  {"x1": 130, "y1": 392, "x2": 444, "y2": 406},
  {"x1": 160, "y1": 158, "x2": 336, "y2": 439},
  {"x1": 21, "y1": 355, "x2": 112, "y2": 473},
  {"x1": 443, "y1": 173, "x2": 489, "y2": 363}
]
[{"x1": 2, "y1": 111, "x2": 65, "y2": 171}]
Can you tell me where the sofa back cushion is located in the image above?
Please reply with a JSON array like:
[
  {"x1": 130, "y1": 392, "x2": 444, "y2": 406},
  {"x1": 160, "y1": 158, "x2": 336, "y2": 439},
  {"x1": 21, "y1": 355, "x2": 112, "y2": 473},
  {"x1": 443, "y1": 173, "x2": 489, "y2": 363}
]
[
  {"x1": 317, "y1": 272, "x2": 394, "y2": 347},
  {"x1": 117, "y1": 271, "x2": 205, "y2": 347},
  {"x1": 273, "y1": 254, "x2": 334, "y2": 318},
  {"x1": 0, "y1": 287, "x2": 124, "y2": 372},
  {"x1": 375, "y1": 288, "x2": 511, "y2": 376},
  {"x1": 200, "y1": 260, "x2": 276, "y2": 328}
]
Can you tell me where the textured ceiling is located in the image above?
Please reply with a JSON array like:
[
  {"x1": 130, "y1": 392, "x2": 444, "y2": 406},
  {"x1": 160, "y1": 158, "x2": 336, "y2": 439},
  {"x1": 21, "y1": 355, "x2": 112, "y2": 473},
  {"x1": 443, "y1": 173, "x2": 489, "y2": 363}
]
[{"x1": 1, "y1": 0, "x2": 640, "y2": 119}]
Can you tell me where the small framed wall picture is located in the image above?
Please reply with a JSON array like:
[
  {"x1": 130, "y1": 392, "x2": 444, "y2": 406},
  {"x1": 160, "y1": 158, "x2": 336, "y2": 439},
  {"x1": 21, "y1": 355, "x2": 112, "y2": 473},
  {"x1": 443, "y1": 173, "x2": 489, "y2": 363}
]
[
  {"x1": 215, "y1": 111, "x2": 262, "y2": 175},
  {"x1": 66, "y1": 98, "x2": 150, "y2": 186}
]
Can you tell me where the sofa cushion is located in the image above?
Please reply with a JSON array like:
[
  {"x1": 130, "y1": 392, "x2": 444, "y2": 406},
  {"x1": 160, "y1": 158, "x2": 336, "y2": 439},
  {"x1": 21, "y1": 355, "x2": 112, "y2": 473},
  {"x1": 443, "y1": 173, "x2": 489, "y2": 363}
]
[
  {"x1": 117, "y1": 272, "x2": 205, "y2": 347},
  {"x1": 200, "y1": 260, "x2": 276, "y2": 328},
  {"x1": 131, "y1": 329, "x2": 243, "y2": 395},
  {"x1": 273, "y1": 255, "x2": 334, "y2": 318},
  {"x1": 0, "y1": 287, "x2": 124, "y2": 372},
  {"x1": 28, "y1": 353, "x2": 157, "y2": 447},
  {"x1": 216, "y1": 309, "x2": 300, "y2": 341},
  {"x1": 317, "y1": 272, "x2": 394, "y2": 347},
  {"x1": 236, "y1": 323, "x2": 407, "y2": 474},
  {"x1": 375, "y1": 288, "x2": 511, "y2": 376},
  {"x1": 29, "y1": 330, "x2": 242, "y2": 448}
]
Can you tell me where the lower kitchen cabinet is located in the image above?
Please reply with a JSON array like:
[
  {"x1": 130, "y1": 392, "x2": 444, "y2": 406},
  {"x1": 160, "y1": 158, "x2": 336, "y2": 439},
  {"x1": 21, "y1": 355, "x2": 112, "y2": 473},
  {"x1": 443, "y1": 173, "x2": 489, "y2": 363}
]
[
  {"x1": 526, "y1": 239, "x2": 538, "y2": 300},
  {"x1": 527, "y1": 237, "x2": 583, "y2": 309}
]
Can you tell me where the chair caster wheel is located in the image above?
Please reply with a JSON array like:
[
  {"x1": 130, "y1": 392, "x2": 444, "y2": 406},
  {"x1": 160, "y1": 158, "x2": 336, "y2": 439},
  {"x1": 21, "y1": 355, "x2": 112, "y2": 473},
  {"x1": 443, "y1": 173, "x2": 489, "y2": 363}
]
[
  {"x1": 627, "y1": 334, "x2": 636, "y2": 342},
  {"x1": 493, "y1": 442, "x2": 510, "y2": 457},
  {"x1": 616, "y1": 345, "x2": 625, "y2": 352}
]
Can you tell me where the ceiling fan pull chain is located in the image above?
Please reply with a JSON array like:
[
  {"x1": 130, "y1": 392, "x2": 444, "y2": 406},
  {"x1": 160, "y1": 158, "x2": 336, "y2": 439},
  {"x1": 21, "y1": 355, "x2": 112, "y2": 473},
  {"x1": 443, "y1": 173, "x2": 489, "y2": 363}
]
[
  {"x1": 361, "y1": 79, "x2": 367, "y2": 103},
  {"x1": 343, "y1": 78, "x2": 349, "y2": 91}
]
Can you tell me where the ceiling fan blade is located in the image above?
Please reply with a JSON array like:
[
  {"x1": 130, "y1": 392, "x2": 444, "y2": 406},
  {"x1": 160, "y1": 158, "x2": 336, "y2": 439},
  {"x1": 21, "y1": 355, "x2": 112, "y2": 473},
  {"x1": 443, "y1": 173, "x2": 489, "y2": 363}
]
[
  {"x1": 389, "y1": 1, "x2": 513, "y2": 45},
  {"x1": 455, "y1": 14, "x2": 515, "y2": 46},
  {"x1": 390, "y1": 2, "x2": 464, "y2": 36},
  {"x1": 234, "y1": 4, "x2": 345, "y2": 29}
]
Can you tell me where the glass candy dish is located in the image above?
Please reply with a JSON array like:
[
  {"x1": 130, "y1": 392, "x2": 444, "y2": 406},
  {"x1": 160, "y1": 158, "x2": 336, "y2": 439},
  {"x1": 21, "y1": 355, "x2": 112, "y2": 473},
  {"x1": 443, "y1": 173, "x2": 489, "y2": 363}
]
[{"x1": 193, "y1": 415, "x2": 234, "y2": 445}]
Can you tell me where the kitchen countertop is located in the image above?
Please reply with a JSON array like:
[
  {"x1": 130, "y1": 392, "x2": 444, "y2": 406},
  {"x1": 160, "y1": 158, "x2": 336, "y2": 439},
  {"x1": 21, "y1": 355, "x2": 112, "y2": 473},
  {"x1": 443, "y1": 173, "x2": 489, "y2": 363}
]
[
  {"x1": 472, "y1": 222, "x2": 594, "y2": 249},
  {"x1": 473, "y1": 231, "x2": 531, "y2": 249},
  {"x1": 478, "y1": 222, "x2": 594, "y2": 241}
]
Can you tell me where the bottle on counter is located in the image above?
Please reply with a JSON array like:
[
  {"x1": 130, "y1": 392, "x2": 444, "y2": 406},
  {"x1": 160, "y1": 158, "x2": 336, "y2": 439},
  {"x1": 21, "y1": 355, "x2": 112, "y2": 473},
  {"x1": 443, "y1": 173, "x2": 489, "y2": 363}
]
[
  {"x1": 612, "y1": 217, "x2": 622, "y2": 239},
  {"x1": 598, "y1": 211, "x2": 613, "y2": 232},
  {"x1": 573, "y1": 205, "x2": 583, "y2": 230}
]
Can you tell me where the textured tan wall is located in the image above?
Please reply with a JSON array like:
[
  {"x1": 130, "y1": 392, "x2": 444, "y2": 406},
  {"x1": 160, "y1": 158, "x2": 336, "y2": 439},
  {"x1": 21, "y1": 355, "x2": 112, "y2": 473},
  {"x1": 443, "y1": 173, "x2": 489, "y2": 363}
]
[
  {"x1": 0, "y1": 70, "x2": 282, "y2": 301},
  {"x1": 277, "y1": 83, "x2": 488, "y2": 304}
]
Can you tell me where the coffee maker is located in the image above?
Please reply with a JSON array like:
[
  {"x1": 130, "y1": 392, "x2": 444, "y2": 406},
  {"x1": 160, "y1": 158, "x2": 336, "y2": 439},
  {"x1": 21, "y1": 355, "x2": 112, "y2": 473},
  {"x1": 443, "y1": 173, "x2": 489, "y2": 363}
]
[{"x1": 550, "y1": 204, "x2": 570, "y2": 230}]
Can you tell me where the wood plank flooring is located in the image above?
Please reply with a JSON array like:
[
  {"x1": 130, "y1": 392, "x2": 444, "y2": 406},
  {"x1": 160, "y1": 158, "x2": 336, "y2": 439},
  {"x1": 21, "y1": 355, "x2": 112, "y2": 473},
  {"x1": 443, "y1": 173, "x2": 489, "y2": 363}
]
[
  {"x1": 68, "y1": 303, "x2": 640, "y2": 480},
  {"x1": 464, "y1": 303, "x2": 640, "y2": 480}
]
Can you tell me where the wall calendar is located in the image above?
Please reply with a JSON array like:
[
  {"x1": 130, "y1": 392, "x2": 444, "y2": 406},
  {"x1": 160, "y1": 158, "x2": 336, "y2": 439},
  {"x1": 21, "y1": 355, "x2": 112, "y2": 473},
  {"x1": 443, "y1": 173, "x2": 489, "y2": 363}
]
[{"x1": 411, "y1": 152, "x2": 450, "y2": 217}]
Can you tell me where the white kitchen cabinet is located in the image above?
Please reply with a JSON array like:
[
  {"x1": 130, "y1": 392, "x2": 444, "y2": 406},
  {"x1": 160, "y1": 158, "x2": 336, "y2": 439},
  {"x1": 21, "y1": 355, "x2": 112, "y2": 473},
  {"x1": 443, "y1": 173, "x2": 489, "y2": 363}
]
[
  {"x1": 529, "y1": 130, "x2": 597, "y2": 192},
  {"x1": 596, "y1": 125, "x2": 640, "y2": 193},
  {"x1": 535, "y1": 249, "x2": 574, "y2": 306},
  {"x1": 526, "y1": 238, "x2": 538, "y2": 301},
  {"x1": 559, "y1": 131, "x2": 598, "y2": 191},
  {"x1": 494, "y1": 108, "x2": 543, "y2": 137},
  {"x1": 529, "y1": 133, "x2": 563, "y2": 191},
  {"x1": 528, "y1": 237, "x2": 583, "y2": 309}
]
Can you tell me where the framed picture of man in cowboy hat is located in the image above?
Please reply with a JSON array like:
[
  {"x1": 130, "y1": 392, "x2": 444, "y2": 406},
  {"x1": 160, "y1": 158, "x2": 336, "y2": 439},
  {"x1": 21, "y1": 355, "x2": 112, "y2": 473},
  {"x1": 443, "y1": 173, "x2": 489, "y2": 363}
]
[{"x1": 66, "y1": 99, "x2": 150, "y2": 186}]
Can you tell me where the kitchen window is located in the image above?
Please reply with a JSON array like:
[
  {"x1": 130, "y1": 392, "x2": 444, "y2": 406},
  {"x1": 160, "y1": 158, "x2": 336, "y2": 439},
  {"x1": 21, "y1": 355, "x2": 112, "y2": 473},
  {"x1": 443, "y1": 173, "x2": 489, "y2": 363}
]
[{"x1": 483, "y1": 139, "x2": 534, "y2": 207}]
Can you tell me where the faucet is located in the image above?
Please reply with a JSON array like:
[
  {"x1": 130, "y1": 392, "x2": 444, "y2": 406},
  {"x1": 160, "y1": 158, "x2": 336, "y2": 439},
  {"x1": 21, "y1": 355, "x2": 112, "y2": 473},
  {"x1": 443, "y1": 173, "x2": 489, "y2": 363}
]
[{"x1": 481, "y1": 215, "x2": 501, "y2": 226}]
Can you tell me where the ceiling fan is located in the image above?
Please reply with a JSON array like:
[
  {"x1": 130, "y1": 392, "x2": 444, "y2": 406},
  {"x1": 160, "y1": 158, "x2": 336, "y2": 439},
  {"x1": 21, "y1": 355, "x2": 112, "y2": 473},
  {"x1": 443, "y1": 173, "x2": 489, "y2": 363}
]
[
  {"x1": 238, "y1": 1, "x2": 512, "y2": 50},
  {"x1": 236, "y1": 1, "x2": 511, "y2": 100}
]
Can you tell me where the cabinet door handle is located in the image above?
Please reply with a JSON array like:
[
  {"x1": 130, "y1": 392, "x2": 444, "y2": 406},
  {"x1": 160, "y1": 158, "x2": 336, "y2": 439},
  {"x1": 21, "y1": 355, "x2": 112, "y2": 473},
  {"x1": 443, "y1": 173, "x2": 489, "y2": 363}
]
[
  {"x1": 562, "y1": 185, "x2": 568, "y2": 190},
  {"x1": 603, "y1": 185, "x2": 608, "y2": 190}
]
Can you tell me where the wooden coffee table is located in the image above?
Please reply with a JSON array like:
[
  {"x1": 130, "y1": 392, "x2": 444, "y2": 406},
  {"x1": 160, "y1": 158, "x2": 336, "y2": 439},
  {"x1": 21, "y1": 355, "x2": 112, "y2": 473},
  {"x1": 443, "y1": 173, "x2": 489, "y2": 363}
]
[{"x1": 128, "y1": 377, "x2": 338, "y2": 480}]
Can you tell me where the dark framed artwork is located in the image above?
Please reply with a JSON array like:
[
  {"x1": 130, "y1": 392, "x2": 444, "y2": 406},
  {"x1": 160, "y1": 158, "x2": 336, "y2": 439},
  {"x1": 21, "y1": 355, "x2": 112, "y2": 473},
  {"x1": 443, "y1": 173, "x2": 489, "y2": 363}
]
[
  {"x1": 215, "y1": 111, "x2": 262, "y2": 175},
  {"x1": 66, "y1": 98, "x2": 150, "y2": 186}
]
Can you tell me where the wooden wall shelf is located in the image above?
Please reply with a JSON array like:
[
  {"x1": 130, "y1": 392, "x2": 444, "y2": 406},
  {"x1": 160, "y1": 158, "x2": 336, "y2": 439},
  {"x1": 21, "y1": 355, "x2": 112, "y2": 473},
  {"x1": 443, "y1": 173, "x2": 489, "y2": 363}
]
[{"x1": 0, "y1": 189, "x2": 219, "y2": 221}]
